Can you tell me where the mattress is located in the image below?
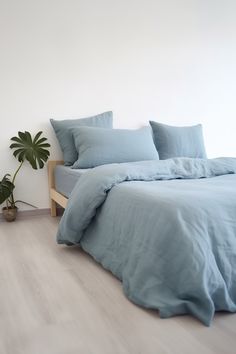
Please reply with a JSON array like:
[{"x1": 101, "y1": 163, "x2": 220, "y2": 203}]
[{"x1": 54, "y1": 165, "x2": 90, "y2": 198}]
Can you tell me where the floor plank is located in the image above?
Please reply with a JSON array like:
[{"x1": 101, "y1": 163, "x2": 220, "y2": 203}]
[{"x1": 0, "y1": 215, "x2": 235, "y2": 354}]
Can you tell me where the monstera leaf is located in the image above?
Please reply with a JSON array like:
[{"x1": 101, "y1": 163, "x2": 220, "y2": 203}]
[
  {"x1": 10, "y1": 131, "x2": 50, "y2": 169},
  {"x1": 0, "y1": 174, "x2": 15, "y2": 205}
]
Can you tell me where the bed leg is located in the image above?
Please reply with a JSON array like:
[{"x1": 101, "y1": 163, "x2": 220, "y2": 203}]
[
  {"x1": 48, "y1": 160, "x2": 65, "y2": 217},
  {"x1": 50, "y1": 199, "x2": 57, "y2": 217}
]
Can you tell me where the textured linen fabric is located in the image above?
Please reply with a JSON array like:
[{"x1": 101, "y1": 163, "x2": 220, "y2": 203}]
[
  {"x1": 54, "y1": 165, "x2": 91, "y2": 198},
  {"x1": 57, "y1": 157, "x2": 236, "y2": 326},
  {"x1": 72, "y1": 126, "x2": 159, "y2": 168},
  {"x1": 50, "y1": 111, "x2": 113, "y2": 165},
  {"x1": 149, "y1": 121, "x2": 207, "y2": 159}
]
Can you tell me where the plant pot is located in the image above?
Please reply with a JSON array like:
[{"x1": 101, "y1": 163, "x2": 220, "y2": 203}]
[{"x1": 2, "y1": 206, "x2": 18, "y2": 222}]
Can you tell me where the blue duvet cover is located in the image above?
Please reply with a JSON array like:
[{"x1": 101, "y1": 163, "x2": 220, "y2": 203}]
[{"x1": 57, "y1": 158, "x2": 236, "y2": 325}]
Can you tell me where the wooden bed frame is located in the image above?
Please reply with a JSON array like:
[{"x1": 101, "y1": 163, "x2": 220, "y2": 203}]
[{"x1": 48, "y1": 160, "x2": 68, "y2": 216}]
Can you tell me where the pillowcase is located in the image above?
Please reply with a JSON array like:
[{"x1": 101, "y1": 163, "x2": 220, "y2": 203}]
[
  {"x1": 72, "y1": 126, "x2": 159, "y2": 169},
  {"x1": 50, "y1": 111, "x2": 113, "y2": 166},
  {"x1": 149, "y1": 121, "x2": 207, "y2": 159}
]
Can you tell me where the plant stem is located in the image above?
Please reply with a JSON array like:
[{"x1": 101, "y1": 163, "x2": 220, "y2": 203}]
[
  {"x1": 12, "y1": 160, "x2": 24, "y2": 185},
  {"x1": 10, "y1": 160, "x2": 24, "y2": 207},
  {"x1": 15, "y1": 200, "x2": 37, "y2": 209},
  {"x1": 9, "y1": 194, "x2": 15, "y2": 207}
]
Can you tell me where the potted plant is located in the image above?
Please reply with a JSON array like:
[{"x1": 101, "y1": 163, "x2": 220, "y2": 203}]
[{"x1": 0, "y1": 131, "x2": 50, "y2": 222}]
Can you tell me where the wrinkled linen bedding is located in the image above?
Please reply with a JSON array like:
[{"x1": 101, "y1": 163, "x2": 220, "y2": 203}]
[{"x1": 57, "y1": 158, "x2": 236, "y2": 325}]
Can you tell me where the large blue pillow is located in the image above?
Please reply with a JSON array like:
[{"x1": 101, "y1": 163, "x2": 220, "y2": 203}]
[
  {"x1": 72, "y1": 126, "x2": 159, "y2": 169},
  {"x1": 149, "y1": 121, "x2": 207, "y2": 159},
  {"x1": 50, "y1": 111, "x2": 113, "y2": 166}
]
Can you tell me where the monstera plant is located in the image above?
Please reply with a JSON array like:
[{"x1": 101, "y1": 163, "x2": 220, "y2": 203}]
[{"x1": 0, "y1": 131, "x2": 50, "y2": 221}]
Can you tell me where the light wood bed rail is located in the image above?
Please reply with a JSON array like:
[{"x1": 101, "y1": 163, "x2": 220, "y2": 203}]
[{"x1": 48, "y1": 160, "x2": 68, "y2": 216}]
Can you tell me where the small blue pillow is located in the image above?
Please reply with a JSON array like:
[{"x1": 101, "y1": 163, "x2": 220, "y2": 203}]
[
  {"x1": 72, "y1": 126, "x2": 159, "y2": 169},
  {"x1": 50, "y1": 111, "x2": 113, "y2": 166},
  {"x1": 149, "y1": 121, "x2": 207, "y2": 159}
]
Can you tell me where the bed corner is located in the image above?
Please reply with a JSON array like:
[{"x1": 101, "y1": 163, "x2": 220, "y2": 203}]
[{"x1": 48, "y1": 160, "x2": 68, "y2": 216}]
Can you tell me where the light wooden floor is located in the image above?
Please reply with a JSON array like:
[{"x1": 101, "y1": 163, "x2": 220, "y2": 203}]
[{"x1": 0, "y1": 216, "x2": 236, "y2": 354}]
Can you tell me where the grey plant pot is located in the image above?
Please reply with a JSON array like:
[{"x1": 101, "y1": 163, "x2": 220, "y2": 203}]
[{"x1": 2, "y1": 206, "x2": 18, "y2": 222}]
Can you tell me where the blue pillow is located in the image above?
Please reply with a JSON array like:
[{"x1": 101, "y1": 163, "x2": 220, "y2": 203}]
[
  {"x1": 50, "y1": 111, "x2": 113, "y2": 166},
  {"x1": 149, "y1": 121, "x2": 207, "y2": 159},
  {"x1": 72, "y1": 126, "x2": 159, "y2": 169}
]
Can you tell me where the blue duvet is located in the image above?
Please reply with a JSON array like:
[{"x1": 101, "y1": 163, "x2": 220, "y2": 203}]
[{"x1": 57, "y1": 158, "x2": 236, "y2": 325}]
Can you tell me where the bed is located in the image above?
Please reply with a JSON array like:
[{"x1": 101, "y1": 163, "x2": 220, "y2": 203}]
[
  {"x1": 48, "y1": 157, "x2": 236, "y2": 326},
  {"x1": 49, "y1": 115, "x2": 236, "y2": 325}
]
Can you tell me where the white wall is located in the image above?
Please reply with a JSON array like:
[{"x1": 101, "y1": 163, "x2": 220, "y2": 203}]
[{"x1": 0, "y1": 0, "x2": 236, "y2": 210}]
